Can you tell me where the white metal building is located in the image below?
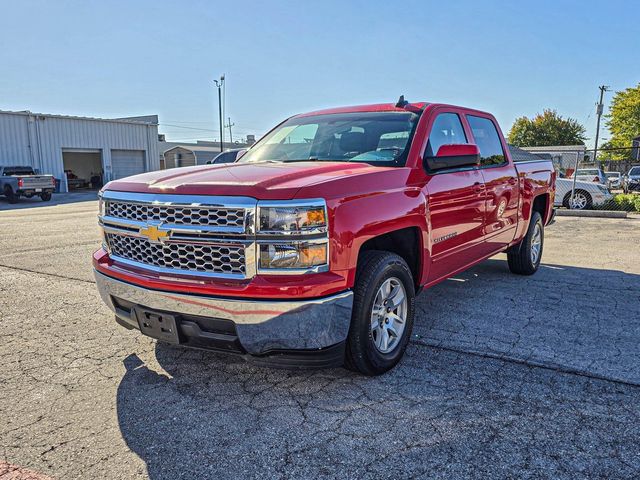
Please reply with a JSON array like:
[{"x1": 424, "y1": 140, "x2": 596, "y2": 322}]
[{"x1": 0, "y1": 110, "x2": 159, "y2": 192}]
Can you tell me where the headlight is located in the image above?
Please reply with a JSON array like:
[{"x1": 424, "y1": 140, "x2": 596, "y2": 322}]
[
  {"x1": 258, "y1": 241, "x2": 328, "y2": 271},
  {"x1": 256, "y1": 200, "x2": 329, "y2": 273},
  {"x1": 257, "y1": 200, "x2": 327, "y2": 234}
]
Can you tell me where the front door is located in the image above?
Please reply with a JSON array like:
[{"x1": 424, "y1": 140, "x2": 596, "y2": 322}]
[{"x1": 423, "y1": 112, "x2": 486, "y2": 282}]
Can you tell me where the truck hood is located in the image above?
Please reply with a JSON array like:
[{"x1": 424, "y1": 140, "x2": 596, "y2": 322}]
[{"x1": 104, "y1": 161, "x2": 398, "y2": 200}]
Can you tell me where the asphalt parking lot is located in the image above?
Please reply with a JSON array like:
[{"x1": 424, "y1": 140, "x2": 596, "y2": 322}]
[{"x1": 1, "y1": 195, "x2": 640, "y2": 479}]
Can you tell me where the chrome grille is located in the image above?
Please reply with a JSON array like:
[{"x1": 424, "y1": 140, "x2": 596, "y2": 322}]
[
  {"x1": 105, "y1": 201, "x2": 245, "y2": 227},
  {"x1": 106, "y1": 233, "x2": 246, "y2": 276}
]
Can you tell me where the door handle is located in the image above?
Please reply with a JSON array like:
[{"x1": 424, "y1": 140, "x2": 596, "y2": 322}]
[
  {"x1": 508, "y1": 178, "x2": 517, "y2": 185},
  {"x1": 473, "y1": 182, "x2": 485, "y2": 193}
]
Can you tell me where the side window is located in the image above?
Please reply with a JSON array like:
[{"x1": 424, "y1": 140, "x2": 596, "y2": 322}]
[
  {"x1": 467, "y1": 115, "x2": 506, "y2": 167},
  {"x1": 426, "y1": 113, "x2": 467, "y2": 157}
]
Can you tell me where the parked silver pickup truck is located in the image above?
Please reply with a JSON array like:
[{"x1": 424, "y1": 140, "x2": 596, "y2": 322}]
[{"x1": 0, "y1": 166, "x2": 55, "y2": 203}]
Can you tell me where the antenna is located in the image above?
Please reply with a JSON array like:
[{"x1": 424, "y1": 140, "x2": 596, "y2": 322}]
[{"x1": 395, "y1": 95, "x2": 409, "y2": 108}]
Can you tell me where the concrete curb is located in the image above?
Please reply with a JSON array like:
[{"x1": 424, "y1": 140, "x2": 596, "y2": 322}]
[{"x1": 555, "y1": 209, "x2": 627, "y2": 218}]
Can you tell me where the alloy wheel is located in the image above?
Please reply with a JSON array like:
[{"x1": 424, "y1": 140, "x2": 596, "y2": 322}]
[{"x1": 370, "y1": 277, "x2": 408, "y2": 354}]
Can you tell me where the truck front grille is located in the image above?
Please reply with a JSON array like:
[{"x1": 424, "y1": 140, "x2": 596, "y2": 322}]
[
  {"x1": 105, "y1": 201, "x2": 245, "y2": 228},
  {"x1": 106, "y1": 233, "x2": 246, "y2": 276}
]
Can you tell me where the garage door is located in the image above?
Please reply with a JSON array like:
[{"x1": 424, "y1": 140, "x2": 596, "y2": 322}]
[{"x1": 111, "y1": 150, "x2": 146, "y2": 180}]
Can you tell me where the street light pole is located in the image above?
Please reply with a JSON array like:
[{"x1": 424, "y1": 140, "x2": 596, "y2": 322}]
[{"x1": 214, "y1": 75, "x2": 225, "y2": 153}]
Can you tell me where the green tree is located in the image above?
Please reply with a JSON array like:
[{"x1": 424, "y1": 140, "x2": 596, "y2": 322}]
[
  {"x1": 604, "y1": 83, "x2": 640, "y2": 160},
  {"x1": 507, "y1": 109, "x2": 586, "y2": 147}
]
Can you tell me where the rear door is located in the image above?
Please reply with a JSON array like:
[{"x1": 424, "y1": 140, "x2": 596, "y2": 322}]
[
  {"x1": 111, "y1": 150, "x2": 146, "y2": 180},
  {"x1": 424, "y1": 110, "x2": 487, "y2": 282},
  {"x1": 466, "y1": 115, "x2": 519, "y2": 254}
]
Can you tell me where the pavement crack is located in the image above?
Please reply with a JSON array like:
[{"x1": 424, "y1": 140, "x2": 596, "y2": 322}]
[
  {"x1": 0, "y1": 263, "x2": 94, "y2": 284},
  {"x1": 412, "y1": 339, "x2": 640, "y2": 388}
]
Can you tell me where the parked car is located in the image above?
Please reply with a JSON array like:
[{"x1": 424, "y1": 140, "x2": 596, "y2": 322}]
[
  {"x1": 0, "y1": 166, "x2": 56, "y2": 203},
  {"x1": 623, "y1": 166, "x2": 640, "y2": 193},
  {"x1": 206, "y1": 149, "x2": 246, "y2": 165},
  {"x1": 94, "y1": 100, "x2": 556, "y2": 375},
  {"x1": 572, "y1": 168, "x2": 607, "y2": 185},
  {"x1": 555, "y1": 178, "x2": 612, "y2": 210},
  {"x1": 605, "y1": 171, "x2": 622, "y2": 189}
]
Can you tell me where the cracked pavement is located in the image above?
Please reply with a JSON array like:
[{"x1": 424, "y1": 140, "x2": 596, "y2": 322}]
[{"x1": 1, "y1": 195, "x2": 639, "y2": 479}]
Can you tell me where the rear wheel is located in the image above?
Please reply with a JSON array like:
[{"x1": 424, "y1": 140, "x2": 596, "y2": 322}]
[
  {"x1": 345, "y1": 251, "x2": 415, "y2": 375},
  {"x1": 507, "y1": 211, "x2": 544, "y2": 275},
  {"x1": 40, "y1": 192, "x2": 52, "y2": 202},
  {"x1": 4, "y1": 187, "x2": 18, "y2": 204}
]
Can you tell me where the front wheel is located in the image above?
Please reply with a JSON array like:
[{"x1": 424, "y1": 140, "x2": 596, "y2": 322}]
[
  {"x1": 345, "y1": 251, "x2": 415, "y2": 375},
  {"x1": 507, "y1": 211, "x2": 544, "y2": 275}
]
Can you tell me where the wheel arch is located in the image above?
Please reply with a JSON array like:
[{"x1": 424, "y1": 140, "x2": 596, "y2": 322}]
[{"x1": 355, "y1": 226, "x2": 423, "y2": 289}]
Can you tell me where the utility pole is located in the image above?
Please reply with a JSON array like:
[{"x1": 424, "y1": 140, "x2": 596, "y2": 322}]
[
  {"x1": 592, "y1": 85, "x2": 610, "y2": 166},
  {"x1": 213, "y1": 74, "x2": 225, "y2": 153},
  {"x1": 225, "y1": 117, "x2": 235, "y2": 144}
]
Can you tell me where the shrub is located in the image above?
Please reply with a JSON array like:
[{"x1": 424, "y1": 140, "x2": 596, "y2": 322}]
[
  {"x1": 634, "y1": 196, "x2": 640, "y2": 212},
  {"x1": 613, "y1": 194, "x2": 638, "y2": 211}
]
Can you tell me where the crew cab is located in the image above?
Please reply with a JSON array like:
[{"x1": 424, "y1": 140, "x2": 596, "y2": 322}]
[
  {"x1": 1, "y1": 166, "x2": 55, "y2": 203},
  {"x1": 94, "y1": 100, "x2": 555, "y2": 375}
]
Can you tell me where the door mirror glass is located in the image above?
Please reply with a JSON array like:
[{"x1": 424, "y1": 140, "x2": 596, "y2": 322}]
[{"x1": 424, "y1": 144, "x2": 480, "y2": 171}]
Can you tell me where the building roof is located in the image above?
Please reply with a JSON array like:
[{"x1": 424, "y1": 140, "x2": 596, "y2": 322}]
[
  {"x1": 508, "y1": 145, "x2": 547, "y2": 162},
  {"x1": 522, "y1": 145, "x2": 586, "y2": 152},
  {"x1": 0, "y1": 109, "x2": 158, "y2": 126}
]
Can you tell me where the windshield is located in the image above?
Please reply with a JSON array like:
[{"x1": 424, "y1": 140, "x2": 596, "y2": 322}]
[
  {"x1": 239, "y1": 111, "x2": 420, "y2": 167},
  {"x1": 629, "y1": 167, "x2": 640, "y2": 176},
  {"x1": 605, "y1": 172, "x2": 620, "y2": 178}
]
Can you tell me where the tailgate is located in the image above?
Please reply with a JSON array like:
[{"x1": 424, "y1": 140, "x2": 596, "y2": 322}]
[{"x1": 19, "y1": 176, "x2": 54, "y2": 189}]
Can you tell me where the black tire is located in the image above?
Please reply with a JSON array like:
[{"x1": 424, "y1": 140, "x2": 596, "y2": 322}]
[
  {"x1": 507, "y1": 211, "x2": 544, "y2": 275},
  {"x1": 4, "y1": 187, "x2": 18, "y2": 204},
  {"x1": 562, "y1": 189, "x2": 592, "y2": 210},
  {"x1": 345, "y1": 251, "x2": 415, "y2": 375},
  {"x1": 40, "y1": 192, "x2": 52, "y2": 202}
]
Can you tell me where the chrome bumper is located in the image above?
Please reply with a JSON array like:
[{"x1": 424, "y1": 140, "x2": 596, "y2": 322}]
[{"x1": 94, "y1": 270, "x2": 353, "y2": 355}]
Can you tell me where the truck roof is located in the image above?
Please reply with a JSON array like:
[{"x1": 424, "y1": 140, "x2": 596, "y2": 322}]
[
  {"x1": 294, "y1": 102, "x2": 495, "y2": 119},
  {"x1": 296, "y1": 102, "x2": 429, "y2": 117}
]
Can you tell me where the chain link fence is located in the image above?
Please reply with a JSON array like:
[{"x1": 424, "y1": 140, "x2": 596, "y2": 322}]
[{"x1": 510, "y1": 145, "x2": 640, "y2": 214}]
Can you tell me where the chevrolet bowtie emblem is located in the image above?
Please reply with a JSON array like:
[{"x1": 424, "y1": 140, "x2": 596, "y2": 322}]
[{"x1": 139, "y1": 224, "x2": 171, "y2": 243}]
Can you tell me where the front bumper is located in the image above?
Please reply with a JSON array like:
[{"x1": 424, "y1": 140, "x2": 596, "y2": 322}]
[{"x1": 94, "y1": 270, "x2": 354, "y2": 365}]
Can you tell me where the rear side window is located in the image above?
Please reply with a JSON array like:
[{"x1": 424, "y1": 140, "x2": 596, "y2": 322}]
[
  {"x1": 426, "y1": 113, "x2": 467, "y2": 156},
  {"x1": 467, "y1": 115, "x2": 506, "y2": 167}
]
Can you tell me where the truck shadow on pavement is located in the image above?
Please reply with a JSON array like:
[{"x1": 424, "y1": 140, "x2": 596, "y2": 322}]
[{"x1": 115, "y1": 258, "x2": 640, "y2": 479}]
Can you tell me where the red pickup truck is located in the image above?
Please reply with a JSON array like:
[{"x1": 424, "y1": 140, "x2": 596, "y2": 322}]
[{"x1": 94, "y1": 100, "x2": 555, "y2": 375}]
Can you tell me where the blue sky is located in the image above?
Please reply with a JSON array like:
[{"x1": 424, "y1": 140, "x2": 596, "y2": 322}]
[{"x1": 1, "y1": 0, "x2": 638, "y2": 147}]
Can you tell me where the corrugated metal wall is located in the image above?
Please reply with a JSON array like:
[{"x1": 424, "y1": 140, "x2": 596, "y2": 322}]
[
  {"x1": 0, "y1": 111, "x2": 159, "y2": 191},
  {"x1": 164, "y1": 147, "x2": 196, "y2": 169}
]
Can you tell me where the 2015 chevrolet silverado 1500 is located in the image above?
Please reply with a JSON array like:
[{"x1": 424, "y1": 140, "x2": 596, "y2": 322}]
[{"x1": 94, "y1": 100, "x2": 556, "y2": 375}]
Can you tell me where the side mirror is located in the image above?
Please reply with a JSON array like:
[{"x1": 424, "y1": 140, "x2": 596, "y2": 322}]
[{"x1": 424, "y1": 144, "x2": 480, "y2": 171}]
